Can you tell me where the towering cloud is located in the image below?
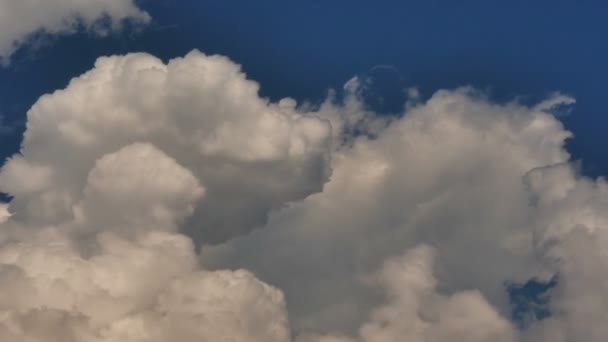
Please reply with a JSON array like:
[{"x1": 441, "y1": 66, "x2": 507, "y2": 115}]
[
  {"x1": 0, "y1": 50, "x2": 328, "y2": 341},
  {"x1": 0, "y1": 0, "x2": 150, "y2": 63},
  {"x1": 1, "y1": 50, "x2": 607, "y2": 341},
  {"x1": 0, "y1": 50, "x2": 331, "y2": 243}
]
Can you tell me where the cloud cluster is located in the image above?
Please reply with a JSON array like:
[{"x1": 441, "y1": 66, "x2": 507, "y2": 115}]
[
  {"x1": 0, "y1": 230, "x2": 290, "y2": 341},
  {"x1": 0, "y1": 0, "x2": 150, "y2": 63},
  {"x1": 202, "y1": 85, "x2": 574, "y2": 334},
  {"x1": 0, "y1": 50, "x2": 331, "y2": 243},
  {"x1": 0, "y1": 50, "x2": 330, "y2": 341},
  {"x1": 1, "y1": 49, "x2": 608, "y2": 341}
]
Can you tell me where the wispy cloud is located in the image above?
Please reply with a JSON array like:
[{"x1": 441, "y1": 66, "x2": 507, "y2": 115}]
[{"x1": 0, "y1": 0, "x2": 150, "y2": 65}]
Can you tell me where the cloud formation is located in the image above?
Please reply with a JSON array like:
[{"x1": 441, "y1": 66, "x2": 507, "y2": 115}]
[
  {"x1": 0, "y1": 51, "x2": 331, "y2": 243},
  {"x1": 1, "y1": 50, "x2": 607, "y2": 341},
  {"x1": 0, "y1": 0, "x2": 150, "y2": 63},
  {"x1": 202, "y1": 85, "x2": 573, "y2": 334},
  {"x1": 0, "y1": 230, "x2": 290, "y2": 341},
  {"x1": 521, "y1": 164, "x2": 608, "y2": 342},
  {"x1": 0, "y1": 50, "x2": 328, "y2": 341}
]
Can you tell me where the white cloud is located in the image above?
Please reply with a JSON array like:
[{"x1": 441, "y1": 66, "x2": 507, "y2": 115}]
[
  {"x1": 2, "y1": 49, "x2": 608, "y2": 341},
  {"x1": 74, "y1": 142, "x2": 205, "y2": 235},
  {"x1": 203, "y1": 86, "x2": 573, "y2": 334},
  {"x1": 520, "y1": 164, "x2": 608, "y2": 342},
  {"x1": 0, "y1": 0, "x2": 150, "y2": 63},
  {"x1": 0, "y1": 231, "x2": 291, "y2": 341},
  {"x1": 1, "y1": 50, "x2": 331, "y2": 241},
  {"x1": 0, "y1": 50, "x2": 328, "y2": 341}
]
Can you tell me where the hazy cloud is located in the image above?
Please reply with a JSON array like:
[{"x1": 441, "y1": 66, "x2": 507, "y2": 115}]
[{"x1": 0, "y1": 0, "x2": 150, "y2": 63}]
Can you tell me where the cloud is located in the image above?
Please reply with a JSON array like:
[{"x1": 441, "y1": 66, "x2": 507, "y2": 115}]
[
  {"x1": 299, "y1": 245, "x2": 517, "y2": 342},
  {"x1": 520, "y1": 164, "x2": 608, "y2": 342},
  {"x1": 0, "y1": 50, "x2": 328, "y2": 341},
  {"x1": 0, "y1": 231, "x2": 291, "y2": 341},
  {"x1": 0, "y1": 50, "x2": 331, "y2": 242},
  {"x1": 0, "y1": 0, "x2": 150, "y2": 63},
  {"x1": 1, "y1": 49, "x2": 608, "y2": 341},
  {"x1": 202, "y1": 86, "x2": 573, "y2": 334},
  {"x1": 74, "y1": 142, "x2": 205, "y2": 236}
]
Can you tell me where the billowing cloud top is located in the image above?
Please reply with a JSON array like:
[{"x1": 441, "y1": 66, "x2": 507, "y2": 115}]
[
  {"x1": 0, "y1": 0, "x2": 150, "y2": 63},
  {"x1": 1, "y1": 48, "x2": 607, "y2": 342},
  {"x1": 1, "y1": 50, "x2": 331, "y2": 243}
]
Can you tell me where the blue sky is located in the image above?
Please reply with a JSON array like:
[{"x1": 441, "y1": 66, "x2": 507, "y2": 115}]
[{"x1": 2, "y1": 0, "x2": 608, "y2": 176}]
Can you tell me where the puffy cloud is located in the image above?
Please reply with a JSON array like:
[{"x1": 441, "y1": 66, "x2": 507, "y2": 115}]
[
  {"x1": 2, "y1": 49, "x2": 608, "y2": 342},
  {"x1": 520, "y1": 164, "x2": 608, "y2": 342},
  {"x1": 0, "y1": 50, "x2": 331, "y2": 242},
  {"x1": 0, "y1": 0, "x2": 149, "y2": 63},
  {"x1": 0, "y1": 231, "x2": 290, "y2": 341},
  {"x1": 202, "y1": 87, "x2": 573, "y2": 333},
  {"x1": 0, "y1": 50, "x2": 328, "y2": 341},
  {"x1": 0, "y1": 54, "x2": 306, "y2": 335},
  {"x1": 74, "y1": 142, "x2": 204, "y2": 235},
  {"x1": 302, "y1": 245, "x2": 517, "y2": 342}
]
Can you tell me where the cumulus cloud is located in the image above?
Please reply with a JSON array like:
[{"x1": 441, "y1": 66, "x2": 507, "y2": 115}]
[
  {"x1": 300, "y1": 245, "x2": 517, "y2": 342},
  {"x1": 202, "y1": 85, "x2": 573, "y2": 334},
  {"x1": 0, "y1": 50, "x2": 331, "y2": 242},
  {"x1": 1, "y1": 49, "x2": 608, "y2": 341},
  {"x1": 0, "y1": 0, "x2": 150, "y2": 63},
  {"x1": 74, "y1": 142, "x2": 204, "y2": 235},
  {"x1": 0, "y1": 50, "x2": 328, "y2": 341},
  {"x1": 0, "y1": 231, "x2": 290, "y2": 341}
]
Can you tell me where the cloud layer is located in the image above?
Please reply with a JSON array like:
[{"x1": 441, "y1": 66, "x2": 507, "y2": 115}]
[
  {"x1": 0, "y1": 0, "x2": 150, "y2": 63},
  {"x1": 1, "y1": 50, "x2": 607, "y2": 341}
]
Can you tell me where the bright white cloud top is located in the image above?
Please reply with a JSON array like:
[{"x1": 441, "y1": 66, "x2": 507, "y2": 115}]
[
  {"x1": 0, "y1": 0, "x2": 149, "y2": 63},
  {"x1": 0, "y1": 50, "x2": 607, "y2": 341}
]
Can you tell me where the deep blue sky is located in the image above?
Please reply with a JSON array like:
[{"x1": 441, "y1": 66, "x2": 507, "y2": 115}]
[{"x1": 1, "y1": 0, "x2": 607, "y2": 177}]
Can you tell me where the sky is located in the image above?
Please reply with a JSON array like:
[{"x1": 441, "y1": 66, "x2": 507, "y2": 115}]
[
  {"x1": 0, "y1": 1, "x2": 608, "y2": 341},
  {"x1": 2, "y1": 1, "x2": 608, "y2": 176}
]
